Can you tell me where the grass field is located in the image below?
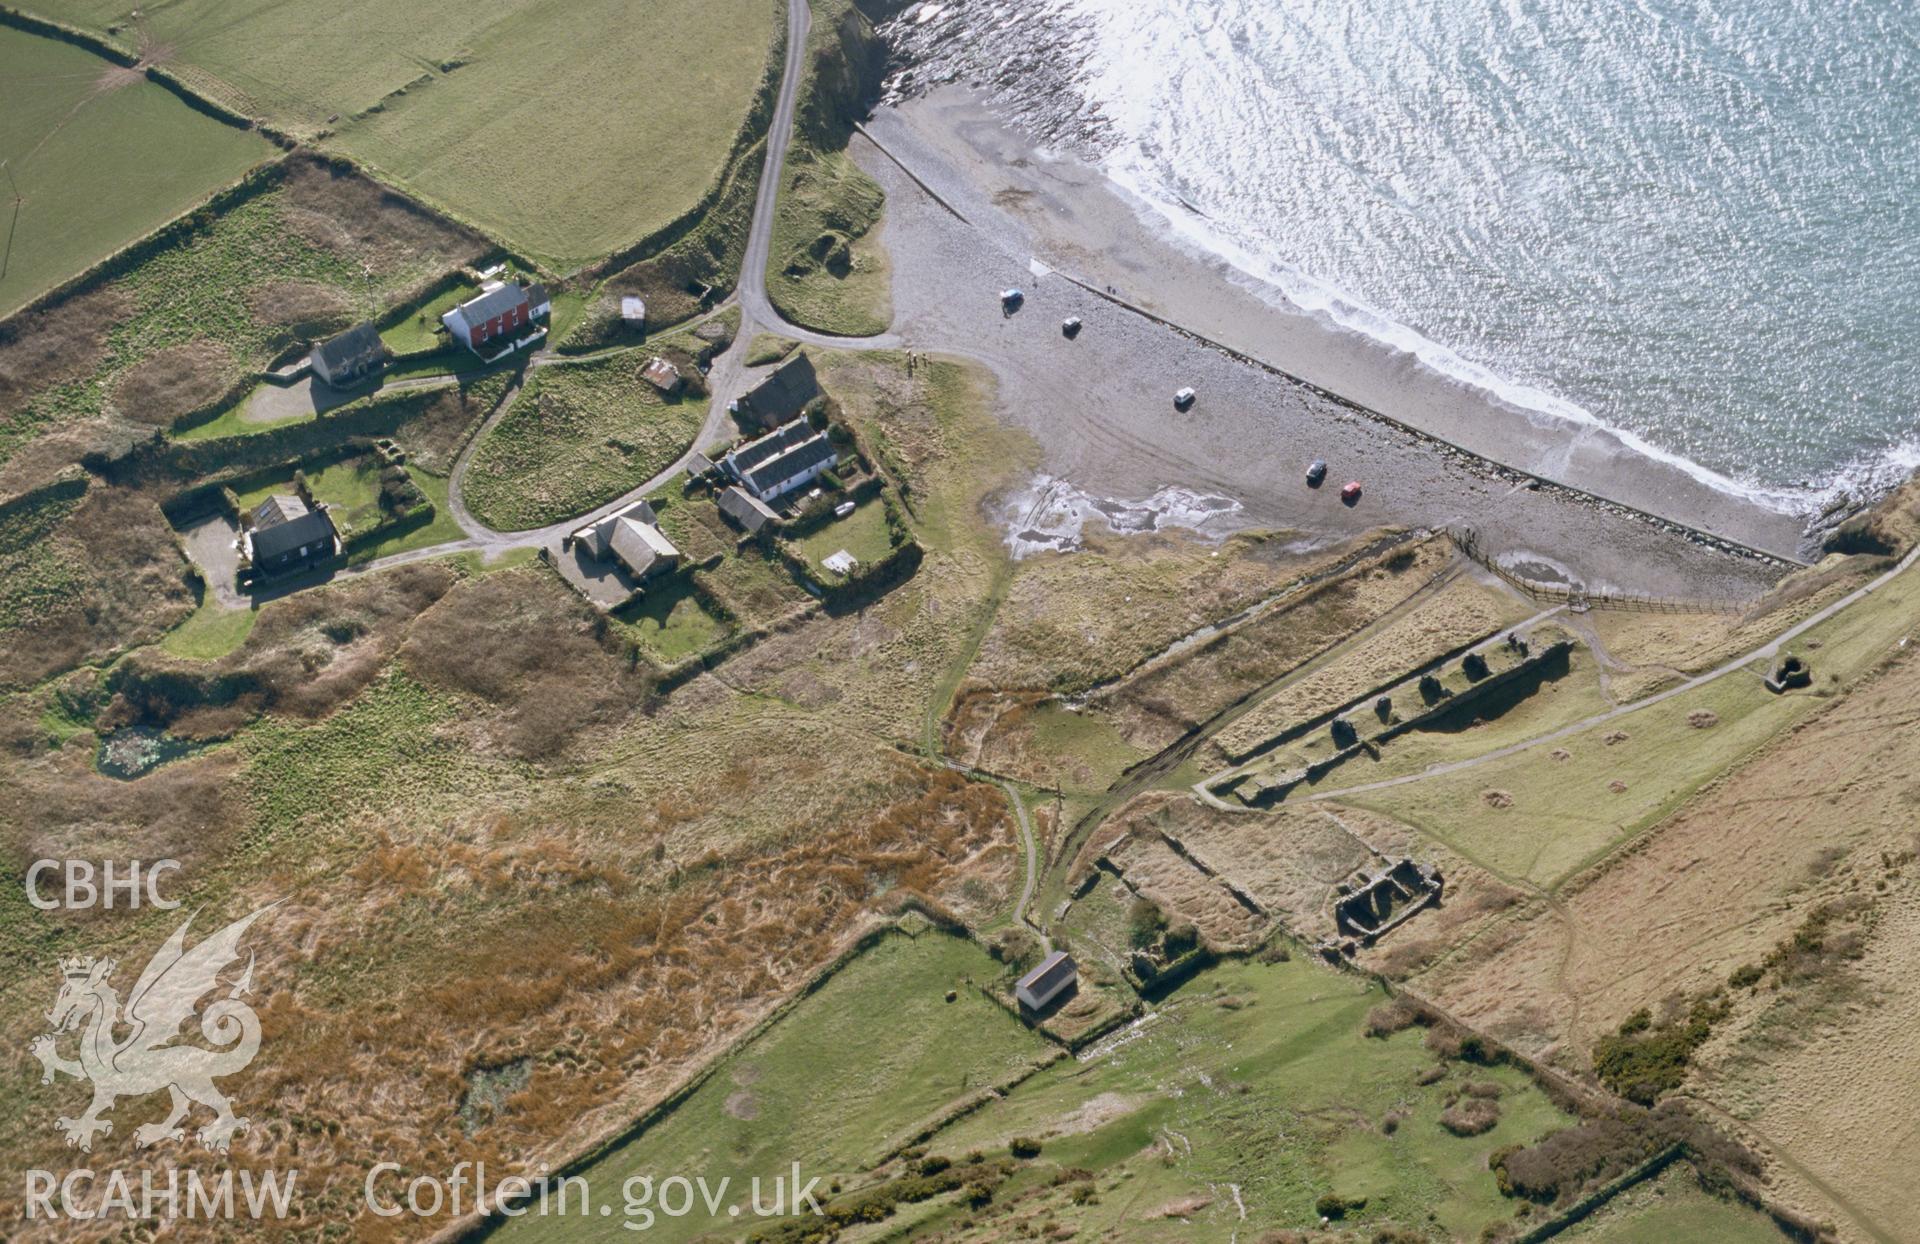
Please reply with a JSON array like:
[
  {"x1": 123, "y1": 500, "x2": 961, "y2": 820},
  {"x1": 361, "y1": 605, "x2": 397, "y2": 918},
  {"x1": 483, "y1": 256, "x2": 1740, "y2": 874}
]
[
  {"x1": 1338, "y1": 671, "x2": 1806, "y2": 890},
  {"x1": 1559, "y1": 1166, "x2": 1792, "y2": 1243},
  {"x1": 614, "y1": 579, "x2": 731, "y2": 666},
  {"x1": 0, "y1": 26, "x2": 271, "y2": 318},
  {"x1": 794, "y1": 498, "x2": 893, "y2": 571},
  {"x1": 926, "y1": 956, "x2": 1574, "y2": 1240},
  {"x1": 25, "y1": 0, "x2": 779, "y2": 269},
  {"x1": 326, "y1": 0, "x2": 779, "y2": 267},
  {"x1": 462, "y1": 354, "x2": 705, "y2": 530},
  {"x1": 498, "y1": 929, "x2": 1052, "y2": 1244}
]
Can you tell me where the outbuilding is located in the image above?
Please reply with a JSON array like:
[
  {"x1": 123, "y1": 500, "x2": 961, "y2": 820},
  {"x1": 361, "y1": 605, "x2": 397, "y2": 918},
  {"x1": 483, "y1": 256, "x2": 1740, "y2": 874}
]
[
  {"x1": 1015, "y1": 950, "x2": 1077, "y2": 1013},
  {"x1": 718, "y1": 484, "x2": 779, "y2": 534}
]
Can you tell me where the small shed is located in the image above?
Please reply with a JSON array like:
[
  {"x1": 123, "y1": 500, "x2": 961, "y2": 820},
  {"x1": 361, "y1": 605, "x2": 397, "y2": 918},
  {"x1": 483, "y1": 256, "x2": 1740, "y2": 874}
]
[
  {"x1": 1015, "y1": 950, "x2": 1077, "y2": 1013},
  {"x1": 641, "y1": 356, "x2": 683, "y2": 395},
  {"x1": 620, "y1": 296, "x2": 647, "y2": 325}
]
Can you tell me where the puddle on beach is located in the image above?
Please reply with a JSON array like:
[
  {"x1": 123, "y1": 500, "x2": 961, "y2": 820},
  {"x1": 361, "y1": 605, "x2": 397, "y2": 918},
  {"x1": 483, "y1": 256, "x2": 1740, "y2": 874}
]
[{"x1": 1002, "y1": 474, "x2": 1243, "y2": 558}]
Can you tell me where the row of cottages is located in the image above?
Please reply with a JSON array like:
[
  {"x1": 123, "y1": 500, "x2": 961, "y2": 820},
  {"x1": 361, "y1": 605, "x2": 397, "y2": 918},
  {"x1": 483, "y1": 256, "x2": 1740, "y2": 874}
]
[
  {"x1": 442, "y1": 281, "x2": 551, "y2": 359},
  {"x1": 721, "y1": 419, "x2": 838, "y2": 505},
  {"x1": 569, "y1": 500, "x2": 680, "y2": 582},
  {"x1": 245, "y1": 494, "x2": 339, "y2": 578}
]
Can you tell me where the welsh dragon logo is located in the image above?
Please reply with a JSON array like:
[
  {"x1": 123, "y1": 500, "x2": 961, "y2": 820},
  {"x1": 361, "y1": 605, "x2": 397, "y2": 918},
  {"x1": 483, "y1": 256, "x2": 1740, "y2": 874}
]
[{"x1": 28, "y1": 905, "x2": 274, "y2": 1153}]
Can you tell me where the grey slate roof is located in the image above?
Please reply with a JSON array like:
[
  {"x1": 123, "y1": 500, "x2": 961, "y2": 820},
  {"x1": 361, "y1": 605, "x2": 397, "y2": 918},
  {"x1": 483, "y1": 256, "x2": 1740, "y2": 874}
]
[
  {"x1": 1016, "y1": 951, "x2": 1077, "y2": 1007},
  {"x1": 311, "y1": 322, "x2": 385, "y2": 377},
  {"x1": 727, "y1": 419, "x2": 818, "y2": 476},
  {"x1": 250, "y1": 507, "x2": 335, "y2": 565},
  {"x1": 740, "y1": 353, "x2": 819, "y2": 421},
  {"x1": 718, "y1": 485, "x2": 778, "y2": 532},
  {"x1": 252, "y1": 494, "x2": 309, "y2": 529},
  {"x1": 741, "y1": 432, "x2": 836, "y2": 497}
]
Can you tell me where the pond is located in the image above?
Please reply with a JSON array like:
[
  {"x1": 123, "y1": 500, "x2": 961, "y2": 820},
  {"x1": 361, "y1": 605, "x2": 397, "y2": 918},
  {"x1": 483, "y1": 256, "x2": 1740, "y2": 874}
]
[{"x1": 97, "y1": 726, "x2": 202, "y2": 780}]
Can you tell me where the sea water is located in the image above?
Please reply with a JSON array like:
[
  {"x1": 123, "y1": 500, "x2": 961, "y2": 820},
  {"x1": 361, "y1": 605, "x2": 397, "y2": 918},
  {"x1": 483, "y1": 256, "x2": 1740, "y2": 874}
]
[{"x1": 885, "y1": 0, "x2": 1919, "y2": 512}]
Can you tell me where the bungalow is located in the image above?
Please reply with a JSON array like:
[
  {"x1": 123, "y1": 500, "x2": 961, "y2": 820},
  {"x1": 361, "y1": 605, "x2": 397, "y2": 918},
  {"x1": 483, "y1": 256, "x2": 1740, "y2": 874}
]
[
  {"x1": 1015, "y1": 950, "x2": 1077, "y2": 1013},
  {"x1": 717, "y1": 484, "x2": 779, "y2": 534},
  {"x1": 309, "y1": 322, "x2": 388, "y2": 388},
  {"x1": 730, "y1": 352, "x2": 819, "y2": 430},
  {"x1": 721, "y1": 419, "x2": 838, "y2": 503},
  {"x1": 442, "y1": 281, "x2": 551, "y2": 357},
  {"x1": 569, "y1": 500, "x2": 678, "y2": 580},
  {"x1": 245, "y1": 495, "x2": 338, "y2": 578}
]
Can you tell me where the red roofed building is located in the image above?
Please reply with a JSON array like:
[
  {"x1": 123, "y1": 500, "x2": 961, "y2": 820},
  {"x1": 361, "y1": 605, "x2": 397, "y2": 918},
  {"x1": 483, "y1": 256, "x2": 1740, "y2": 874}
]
[{"x1": 442, "y1": 281, "x2": 551, "y2": 357}]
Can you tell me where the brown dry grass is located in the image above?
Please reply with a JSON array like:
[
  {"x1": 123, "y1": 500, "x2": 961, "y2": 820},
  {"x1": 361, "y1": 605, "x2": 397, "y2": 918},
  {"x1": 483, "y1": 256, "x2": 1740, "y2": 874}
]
[
  {"x1": 1393, "y1": 643, "x2": 1920, "y2": 1234},
  {"x1": 111, "y1": 338, "x2": 238, "y2": 426},
  {"x1": 970, "y1": 528, "x2": 1341, "y2": 698},
  {"x1": 0, "y1": 485, "x2": 196, "y2": 690},
  {"x1": 1214, "y1": 572, "x2": 1527, "y2": 759},
  {"x1": 243, "y1": 279, "x2": 355, "y2": 337},
  {"x1": 1100, "y1": 536, "x2": 1454, "y2": 752},
  {"x1": 0, "y1": 286, "x2": 133, "y2": 420},
  {"x1": 1124, "y1": 795, "x2": 1373, "y2": 934},
  {"x1": 1103, "y1": 818, "x2": 1268, "y2": 951},
  {"x1": 399, "y1": 565, "x2": 655, "y2": 762},
  {"x1": 277, "y1": 156, "x2": 487, "y2": 274},
  {"x1": 103, "y1": 561, "x2": 461, "y2": 738}
]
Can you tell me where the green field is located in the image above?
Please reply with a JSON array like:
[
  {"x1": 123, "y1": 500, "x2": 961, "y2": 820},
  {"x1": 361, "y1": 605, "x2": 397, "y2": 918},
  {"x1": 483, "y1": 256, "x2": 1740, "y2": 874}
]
[
  {"x1": 928, "y1": 957, "x2": 1575, "y2": 1240},
  {"x1": 795, "y1": 498, "x2": 894, "y2": 571},
  {"x1": 614, "y1": 579, "x2": 731, "y2": 666},
  {"x1": 0, "y1": 25, "x2": 271, "y2": 317},
  {"x1": 23, "y1": 0, "x2": 779, "y2": 265},
  {"x1": 1338, "y1": 668, "x2": 1816, "y2": 891},
  {"x1": 497, "y1": 929, "x2": 1052, "y2": 1243},
  {"x1": 327, "y1": 0, "x2": 779, "y2": 267},
  {"x1": 462, "y1": 354, "x2": 705, "y2": 531},
  {"x1": 161, "y1": 597, "x2": 259, "y2": 660}
]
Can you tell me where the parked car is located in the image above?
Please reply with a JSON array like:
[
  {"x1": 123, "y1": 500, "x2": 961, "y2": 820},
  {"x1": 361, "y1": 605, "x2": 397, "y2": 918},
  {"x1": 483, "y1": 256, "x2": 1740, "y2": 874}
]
[
  {"x1": 1173, "y1": 387, "x2": 1197, "y2": 410},
  {"x1": 1000, "y1": 288, "x2": 1024, "y2": 314},
  {"x1": 1306, "y1": 459, "x2": 1328, "y2": 487},
  {"x1": 1341, "y1": 480, "x2": 1363, "y2": 505},
  {"x1": 1062, "y1": 316, "x2": 1082, "y2": 337}
]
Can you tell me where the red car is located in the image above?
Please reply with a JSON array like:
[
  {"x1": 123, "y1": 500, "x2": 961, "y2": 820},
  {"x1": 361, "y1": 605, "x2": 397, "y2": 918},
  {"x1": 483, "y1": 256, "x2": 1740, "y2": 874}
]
[{"x1": 1341, "y1": 480, "x2": 1363, "y2": 505}]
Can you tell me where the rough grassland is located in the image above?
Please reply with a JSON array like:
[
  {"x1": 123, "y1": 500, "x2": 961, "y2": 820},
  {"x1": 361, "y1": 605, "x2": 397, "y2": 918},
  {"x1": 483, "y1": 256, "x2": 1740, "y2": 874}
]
[
  {"x1": 326, "y1": 0, "x2": 779, "y2": 268},
  {"x1": 25, "y1": 0, "x2": 778, "y2": 268},
  {"x1": 1398, "y1": 570, "x2": 1920, "y2": 1237},
  {"x1": 765, "y1": 145, "x2": 892, "y2": 336},
  {"x1": 505, "y1": 930, "x2": 1051, "y2": 1244},
  {"x1": 0, "y1": 26, "x2": 271, "y2": 318},
  {"x1": 463, "y1": 355, "x2": 704, "y2": 531}
]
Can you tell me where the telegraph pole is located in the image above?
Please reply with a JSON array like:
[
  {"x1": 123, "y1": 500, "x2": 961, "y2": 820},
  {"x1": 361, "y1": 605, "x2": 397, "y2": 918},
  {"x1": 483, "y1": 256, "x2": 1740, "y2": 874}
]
[{"x1": 0, "y1": 161, "x2": 22, "y2": 285}]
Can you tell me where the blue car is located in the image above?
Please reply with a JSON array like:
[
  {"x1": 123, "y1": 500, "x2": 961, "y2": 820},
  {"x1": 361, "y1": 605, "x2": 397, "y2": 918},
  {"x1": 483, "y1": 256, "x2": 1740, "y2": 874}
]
[{"x1": 1306, "y1": 459, "x2": 1328, "y2": 487}]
